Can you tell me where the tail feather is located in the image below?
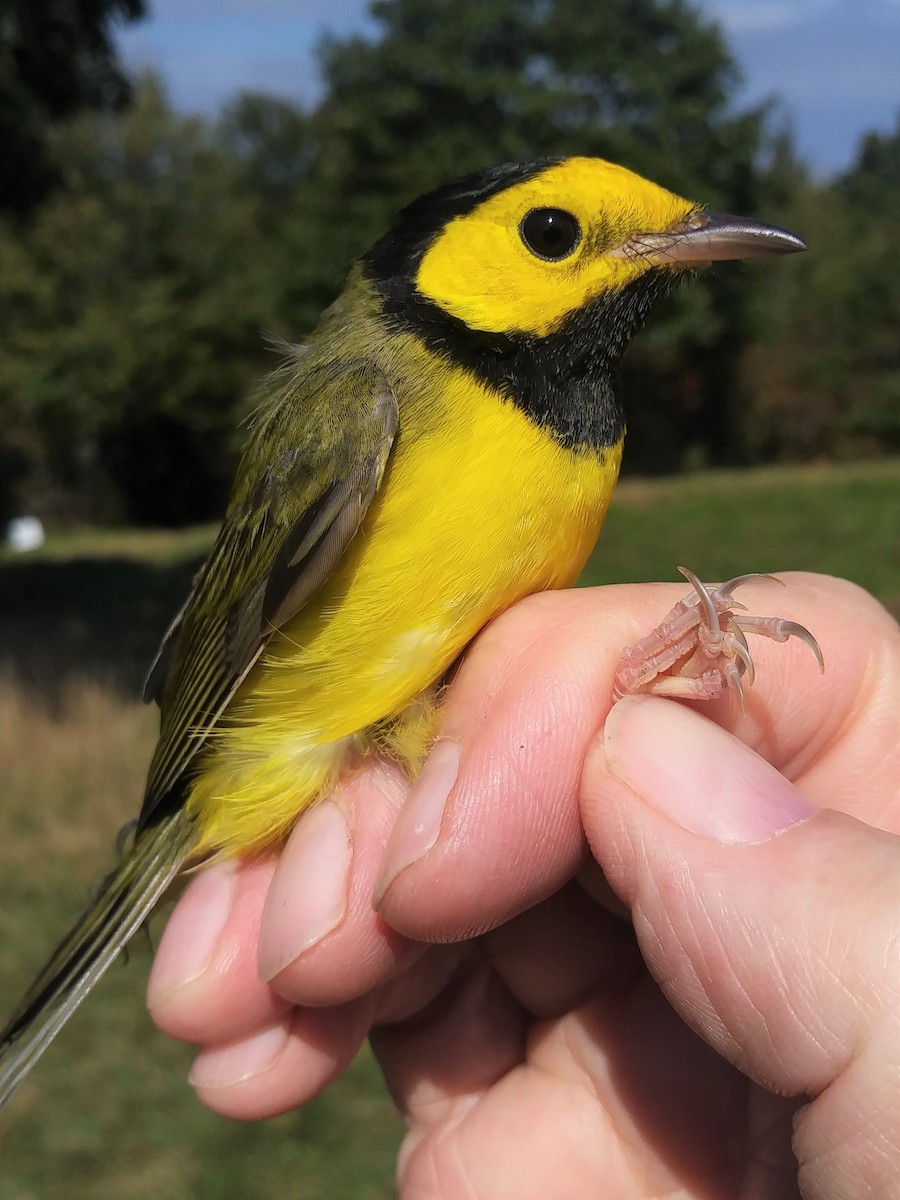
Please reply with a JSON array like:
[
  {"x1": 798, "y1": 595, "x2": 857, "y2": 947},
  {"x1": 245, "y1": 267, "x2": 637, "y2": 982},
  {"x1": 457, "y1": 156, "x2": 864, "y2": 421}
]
[{"x1": 0, "y1": 810, "x2": 195, "y2": 1111}]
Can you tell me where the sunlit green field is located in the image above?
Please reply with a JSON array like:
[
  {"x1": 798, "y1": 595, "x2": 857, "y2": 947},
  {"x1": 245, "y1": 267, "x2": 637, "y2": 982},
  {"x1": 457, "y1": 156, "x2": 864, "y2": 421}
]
[{"x1": 1, "y1": 460, "x2": 898, "y2": 1199}]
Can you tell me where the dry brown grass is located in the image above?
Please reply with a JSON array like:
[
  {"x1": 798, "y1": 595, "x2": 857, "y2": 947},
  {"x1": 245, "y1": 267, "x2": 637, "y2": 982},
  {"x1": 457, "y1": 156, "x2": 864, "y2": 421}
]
[
  {"x1": 0, "y1": 678, "x2": 158, "y2": 998},
  {"x1": 0, "y1": 678, "x2": 156, "y2": 868}
]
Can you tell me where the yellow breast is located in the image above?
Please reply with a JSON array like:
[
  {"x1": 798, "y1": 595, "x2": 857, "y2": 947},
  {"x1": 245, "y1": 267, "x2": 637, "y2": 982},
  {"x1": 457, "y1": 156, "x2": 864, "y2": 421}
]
[{"x1": 188, "y1": 350, "x2": 621, "y2": 858}]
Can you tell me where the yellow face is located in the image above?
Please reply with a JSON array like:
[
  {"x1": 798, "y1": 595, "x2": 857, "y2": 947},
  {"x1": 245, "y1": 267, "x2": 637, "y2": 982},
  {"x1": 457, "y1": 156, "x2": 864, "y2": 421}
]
[{"x1": 415, "y1": 157, "x2": 696, "y2": 338}]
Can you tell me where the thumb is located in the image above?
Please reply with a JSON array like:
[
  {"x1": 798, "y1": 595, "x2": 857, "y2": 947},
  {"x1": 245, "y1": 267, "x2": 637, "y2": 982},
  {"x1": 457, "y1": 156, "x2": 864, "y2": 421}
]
[{"x1": 583, "y1": 695, "x2": 900, "y2": 1199}]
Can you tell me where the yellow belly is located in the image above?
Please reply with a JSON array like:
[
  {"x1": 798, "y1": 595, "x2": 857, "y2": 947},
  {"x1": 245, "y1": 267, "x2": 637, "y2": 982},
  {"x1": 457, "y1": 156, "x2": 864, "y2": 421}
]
[{"x1": 188, "y1": 363, "x2": 622, "y2": 857}]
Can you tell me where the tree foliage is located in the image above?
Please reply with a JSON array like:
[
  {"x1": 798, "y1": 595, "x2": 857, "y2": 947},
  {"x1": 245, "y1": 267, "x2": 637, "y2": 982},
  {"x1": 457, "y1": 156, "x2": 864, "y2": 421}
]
[
  {"x1": 2, "y1": 0, "x2": 898, "y2": 528},
  {"x1": 743, "y1": 110, "x2": 900, "y2": 461},
  {"x1": 0, "y1": 77, "x2": 272, "y2": 523},
  {"x1": 0, "y1": 0, "x2": 145, "y2": 215}
]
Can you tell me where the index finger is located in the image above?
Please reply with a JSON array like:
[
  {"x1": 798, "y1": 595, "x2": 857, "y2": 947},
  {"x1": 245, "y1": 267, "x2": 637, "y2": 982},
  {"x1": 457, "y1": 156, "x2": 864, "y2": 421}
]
[{"x1": 376, "y1": 573, "x2": 900, "y2": 941}]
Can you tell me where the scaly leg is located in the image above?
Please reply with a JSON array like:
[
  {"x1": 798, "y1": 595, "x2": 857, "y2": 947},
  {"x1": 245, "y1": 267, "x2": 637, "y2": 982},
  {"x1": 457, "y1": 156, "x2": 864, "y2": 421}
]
[{"x1": 613, "y1": 567, "x2": 824, "y2": 707}]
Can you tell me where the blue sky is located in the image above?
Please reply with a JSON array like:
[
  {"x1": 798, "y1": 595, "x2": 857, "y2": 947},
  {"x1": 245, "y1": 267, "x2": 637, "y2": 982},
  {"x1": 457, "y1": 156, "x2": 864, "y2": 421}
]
[{"x1": 117, "y1": 0, "x2": 900, "y2": 176}]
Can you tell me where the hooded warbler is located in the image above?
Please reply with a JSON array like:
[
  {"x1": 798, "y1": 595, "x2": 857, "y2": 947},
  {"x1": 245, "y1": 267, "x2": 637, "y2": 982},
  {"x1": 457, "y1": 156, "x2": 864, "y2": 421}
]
[{"x1": 0, "y1": 155, "x2": 806, "y2": 1107}]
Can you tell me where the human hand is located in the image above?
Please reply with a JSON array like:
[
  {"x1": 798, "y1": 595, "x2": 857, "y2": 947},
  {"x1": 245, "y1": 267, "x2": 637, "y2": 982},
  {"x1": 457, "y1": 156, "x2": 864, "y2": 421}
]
[{"x1": 147, "y1": 574, "x2": 900, "y2": 1199}]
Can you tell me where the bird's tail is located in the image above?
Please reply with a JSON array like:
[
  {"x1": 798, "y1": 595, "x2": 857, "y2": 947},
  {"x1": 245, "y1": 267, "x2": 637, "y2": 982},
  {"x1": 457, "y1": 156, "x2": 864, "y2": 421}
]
[{"x1": 0, "y1": 808, "x2": 196, "y2": 1111}]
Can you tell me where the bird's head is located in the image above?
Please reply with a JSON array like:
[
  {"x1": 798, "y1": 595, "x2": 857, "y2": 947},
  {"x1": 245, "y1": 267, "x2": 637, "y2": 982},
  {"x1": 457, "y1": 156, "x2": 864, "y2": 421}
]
[
  {"x1": 365, "y1": 156, "x2": 806, "y2": 342},
  {"x1": 363, "y1": 157, "x2": 805, "y2": 450}
]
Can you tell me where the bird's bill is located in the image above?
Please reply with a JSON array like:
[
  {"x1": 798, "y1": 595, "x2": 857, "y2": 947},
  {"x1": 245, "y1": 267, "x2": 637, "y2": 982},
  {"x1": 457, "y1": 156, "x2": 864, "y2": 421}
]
[{"x1": 611, "y1": 210, "x2": 808, "y2": 265}]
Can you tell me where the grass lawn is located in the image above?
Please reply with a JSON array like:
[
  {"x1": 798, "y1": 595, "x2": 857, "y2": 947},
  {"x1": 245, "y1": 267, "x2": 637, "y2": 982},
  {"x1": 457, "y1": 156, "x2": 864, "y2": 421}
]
[
  {"x1": 0, "y1": 459, "x2": 898, "y2": 1198},
  {"x1": 588, "y1": 458, "x2": 900, "y2": 610}
]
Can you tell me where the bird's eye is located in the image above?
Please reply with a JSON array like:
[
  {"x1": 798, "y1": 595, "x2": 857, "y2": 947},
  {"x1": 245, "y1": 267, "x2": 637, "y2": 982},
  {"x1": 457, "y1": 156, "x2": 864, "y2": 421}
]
[{"x1": 519, "y1": 208, "x2": 581, "y2": 261}]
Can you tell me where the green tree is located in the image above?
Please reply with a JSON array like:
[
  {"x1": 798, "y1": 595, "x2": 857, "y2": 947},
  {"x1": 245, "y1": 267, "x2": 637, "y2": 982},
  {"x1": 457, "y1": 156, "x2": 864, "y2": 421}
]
[
  {"x1": 835, "y1": 112, "x2": 900, "y2": 451},
  {"x1": 0, "y1": 76, "x2": 272, "y2": 524},
  {"x1": 740, "y1": 112, "x2": 900, "y2": 461},
  {"x1": 217, "y1": 92, "x2": 314, "y2": 228},
  {"x1": 839, "y1": 110, "x2": 900, "y2": 212},
  {"x1": 0, "y1": 0, "x2": 145, "y2": 215}
]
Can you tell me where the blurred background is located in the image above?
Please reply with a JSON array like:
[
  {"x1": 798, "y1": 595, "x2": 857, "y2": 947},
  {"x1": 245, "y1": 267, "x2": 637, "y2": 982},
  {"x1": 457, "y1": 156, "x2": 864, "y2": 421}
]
[{"x1": 0, "y1": 1, "x2": 898, "y2": 1196}]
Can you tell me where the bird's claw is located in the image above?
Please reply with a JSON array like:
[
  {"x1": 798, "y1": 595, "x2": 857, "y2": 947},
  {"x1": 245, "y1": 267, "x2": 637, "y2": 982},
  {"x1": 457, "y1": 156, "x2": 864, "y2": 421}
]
[{"x1": 613, "y1": 566, "x2": 824, "y2": 707}]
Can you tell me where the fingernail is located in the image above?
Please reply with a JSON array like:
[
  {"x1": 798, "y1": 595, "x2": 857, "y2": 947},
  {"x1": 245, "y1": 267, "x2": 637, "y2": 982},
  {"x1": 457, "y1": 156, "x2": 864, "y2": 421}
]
[
  {"x1": 605, "y1": 696, "x2": 817, "y2": 844},
  {"x1": 189, "y1": 1022, "x2": 288, "y2": 1090},
  {"x1": 258, "y1": 800, "x2": 352, "y2": 982},
  {"x1": 147, "y1": 863, "x2": 237, "y2": 1010},
  {"x1": 373, "y1": 739, "x2": 460, "y2": 906}
]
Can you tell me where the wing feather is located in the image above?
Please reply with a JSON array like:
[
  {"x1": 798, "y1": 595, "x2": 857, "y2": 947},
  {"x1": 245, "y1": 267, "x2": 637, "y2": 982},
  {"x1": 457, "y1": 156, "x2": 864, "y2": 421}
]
[{"x1": 137, "y1": 361, "x2": 398, "y2": 829}]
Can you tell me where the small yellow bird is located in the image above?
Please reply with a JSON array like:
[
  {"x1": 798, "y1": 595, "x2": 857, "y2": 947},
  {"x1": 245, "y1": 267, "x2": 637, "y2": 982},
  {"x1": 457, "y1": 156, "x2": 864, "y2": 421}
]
[{"x1": 0, "y1": 156, "x2": 806, "y2": 1107}]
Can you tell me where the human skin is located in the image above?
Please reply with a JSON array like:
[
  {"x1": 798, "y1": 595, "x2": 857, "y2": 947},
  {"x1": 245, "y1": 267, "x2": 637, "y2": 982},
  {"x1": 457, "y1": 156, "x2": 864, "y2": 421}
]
[{"x1": 147, "y1": 574, "x2": 900, "y2": 1199}]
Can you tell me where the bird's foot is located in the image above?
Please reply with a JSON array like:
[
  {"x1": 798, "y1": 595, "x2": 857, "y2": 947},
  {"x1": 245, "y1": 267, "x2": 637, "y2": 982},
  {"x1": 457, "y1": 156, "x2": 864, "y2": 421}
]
[{"x1": 613, "y1": 566, "x2": 824, "y2": 709}]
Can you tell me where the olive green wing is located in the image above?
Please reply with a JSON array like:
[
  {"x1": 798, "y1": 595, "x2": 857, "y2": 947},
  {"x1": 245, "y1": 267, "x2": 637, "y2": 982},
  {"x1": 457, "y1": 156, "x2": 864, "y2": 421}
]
[{"x1": 137, "y1": 359, "x2": 398, "y2": 829}]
